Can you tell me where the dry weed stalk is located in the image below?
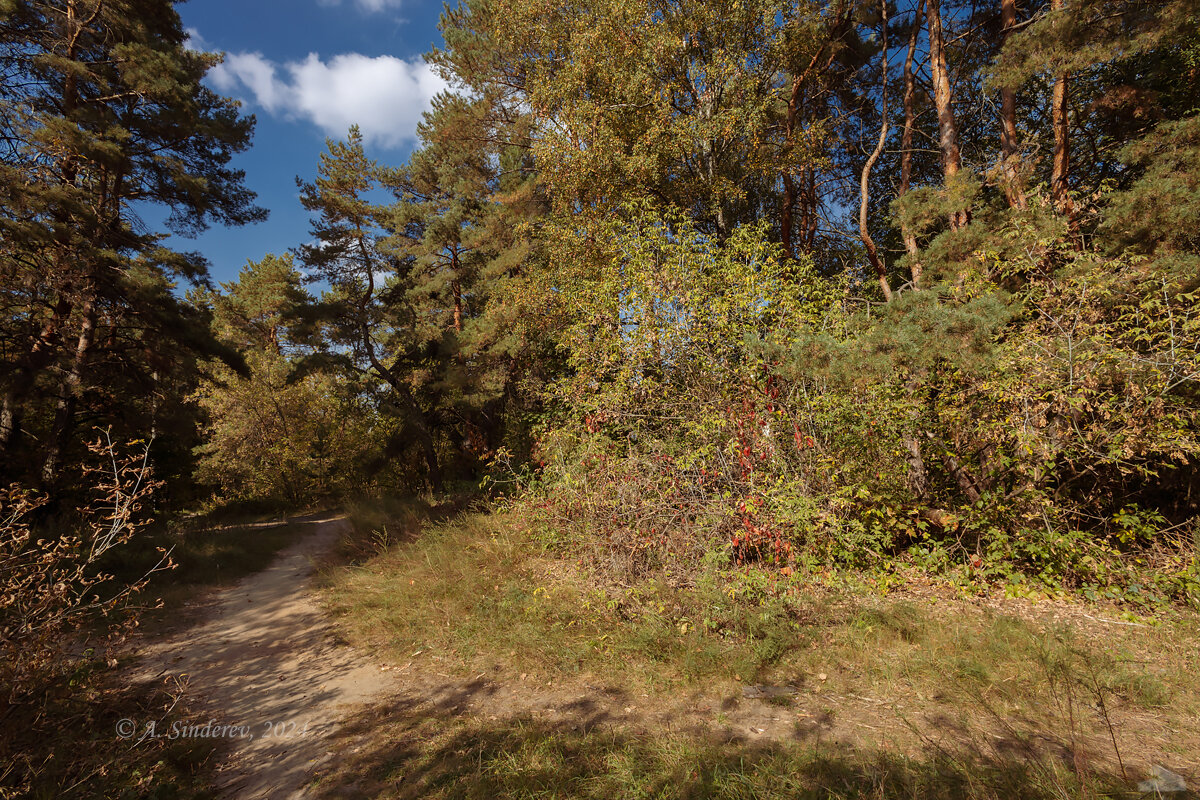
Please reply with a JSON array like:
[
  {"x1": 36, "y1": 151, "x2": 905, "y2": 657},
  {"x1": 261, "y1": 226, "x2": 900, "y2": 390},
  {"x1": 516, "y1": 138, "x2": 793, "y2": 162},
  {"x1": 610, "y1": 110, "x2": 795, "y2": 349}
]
[{"x1": 1, "y1": 430, "x2": 173, "y2": 712}]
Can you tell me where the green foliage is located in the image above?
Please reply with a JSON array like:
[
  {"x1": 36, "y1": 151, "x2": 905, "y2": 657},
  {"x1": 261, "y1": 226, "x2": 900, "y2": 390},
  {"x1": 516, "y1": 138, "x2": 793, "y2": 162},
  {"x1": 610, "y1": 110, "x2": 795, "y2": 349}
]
[
  {"x1": 0, "y1": 0, "x2": 262, "y2": 490},
  {"x1": 415, "y1": 0, "x2": 1184, "y2": 600},
  {"x1": 192, "y1": 254, "x2": 385, "y2": 505},
  {"x1": 293, "y1": 120, "x2": 551, "y2": 493},
  {"x1": 193, "y1": 349, "x2": 383, "y2": 504},
  {"x1": 549, "y1": 204, "x2": 814, "y2": 422},
  {"x1": 508, "y1": 190, "x2": 1200, "y2": 599},
  {"x1": 1102, "y1": 115, "x2": 1200, "y2": 266}
]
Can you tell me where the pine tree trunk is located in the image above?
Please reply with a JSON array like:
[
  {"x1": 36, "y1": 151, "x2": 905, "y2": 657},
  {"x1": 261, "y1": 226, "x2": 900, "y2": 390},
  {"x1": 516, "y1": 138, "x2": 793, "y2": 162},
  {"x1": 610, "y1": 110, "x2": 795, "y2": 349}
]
[
  {"x1": 781, "y1": 171, "x2": 797, "y2": 260},
  {"x1": 899, "y1": 0, "x2": 925, "y2": 287},
  {"x1": 1050, "y1": 0, "x2": 1074, "y2": 223},
  {"x1": 0, "y1": 390, "x2": 17, "y2": 469},
  {"x1": 41, "y1": 299, "x2": 97, "y2": 487},
  {"x1": 905, "y1": 434, "x2": 928, "y2": 497},
  {"x1": 927, "y1": 0, "x2": 969, "y2": 230},
  {"x1": 999, "y1": 0, "x2": 1027, "y2": 210},
  {"x1": 936, "y1": 439, "x2": 982, "y2": 504},
  {"x1": 451, "y1": 246, "x2": 464, "y2": 333},
  {"x1": 803, "y1": 169, "x2": 818, "y2": 250},
  {"x1": 414, "y1": 415, "x2": 444, "y2": 494},
  {"x1": 780, "y1": 75, "x2": 803, "y2": 261},
  {"x1": 0, "y1": 372, "x2": 35, "y2": 461},
  {"x1": 370, "y1": 352, "x2": 443, "y2": 494},
  {"x1": 0, "y1": 306, "x2": 72, "y2": 464},
  {"x1": 860, "y1": 126, "x2": 892, "y2": 301}
]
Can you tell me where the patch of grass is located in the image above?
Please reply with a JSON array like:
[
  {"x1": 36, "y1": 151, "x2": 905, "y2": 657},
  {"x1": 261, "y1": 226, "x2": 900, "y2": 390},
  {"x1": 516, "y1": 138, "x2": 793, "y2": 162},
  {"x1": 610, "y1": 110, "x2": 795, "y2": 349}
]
[
  {"x1": 337, "y1": 496, "x2": 433, "y2": 563},
  {"x1": 852, "y1": 601, "x2": 928, "y2": 644},
  {"x1": 4, "y1": 676, "x2": 220, "y2": 800},
  {"x1": 323, "y1": 506, "x2": 1200, "y2": 779},
  {"x1": 328, "y1": 511, "x2": 606, "y2": 675},
  {"x1": 312, "y1": 699, "x2": 1117, "y2": 800},
  {"x1": 168, "y1": 522, "x2": 300, "y2": 584},
  {"x1": 326, "y1": 510, "x2": 823, "y2": 688}
]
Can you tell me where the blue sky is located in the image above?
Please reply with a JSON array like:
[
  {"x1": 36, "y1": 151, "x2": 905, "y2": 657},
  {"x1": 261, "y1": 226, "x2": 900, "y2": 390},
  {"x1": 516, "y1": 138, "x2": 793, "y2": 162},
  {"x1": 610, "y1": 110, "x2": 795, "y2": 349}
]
[{"x1": 173, "y1": 0, "x2": 448, "y2": 284}]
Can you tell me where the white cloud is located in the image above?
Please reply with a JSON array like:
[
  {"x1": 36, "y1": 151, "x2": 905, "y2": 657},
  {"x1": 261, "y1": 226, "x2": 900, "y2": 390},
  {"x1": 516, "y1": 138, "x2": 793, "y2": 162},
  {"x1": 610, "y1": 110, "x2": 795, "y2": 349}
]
[
  {"x1": 316, "y1": 0, "x2": 405, "y2": 13},
  {"x1": 183, "y1": 27, "x2": 209, "y2": 52},
  {"x1": 210, "y1": 51, "x2": 446, "y2": 149}
]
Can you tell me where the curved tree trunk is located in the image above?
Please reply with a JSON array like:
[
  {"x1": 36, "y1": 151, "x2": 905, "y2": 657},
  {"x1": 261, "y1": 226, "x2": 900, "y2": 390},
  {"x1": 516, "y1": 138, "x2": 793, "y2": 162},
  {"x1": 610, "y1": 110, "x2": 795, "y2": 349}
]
[
  {"x1": 927, "y1": 0, "x2": 969, "y2": 230},
  {"x1": 999, "y1": 0, "x2": 1028, "y2": 210},
  {"x1": 860, "y1": 0, "x2": 892, "y2": 302}
]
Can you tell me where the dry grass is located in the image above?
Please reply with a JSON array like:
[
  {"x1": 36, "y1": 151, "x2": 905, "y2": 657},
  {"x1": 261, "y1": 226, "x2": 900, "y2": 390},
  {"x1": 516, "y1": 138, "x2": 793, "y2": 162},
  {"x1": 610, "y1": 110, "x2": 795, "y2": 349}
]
[{"x1": 320, "y1": 506, "x2": 1200, "y2": 797}]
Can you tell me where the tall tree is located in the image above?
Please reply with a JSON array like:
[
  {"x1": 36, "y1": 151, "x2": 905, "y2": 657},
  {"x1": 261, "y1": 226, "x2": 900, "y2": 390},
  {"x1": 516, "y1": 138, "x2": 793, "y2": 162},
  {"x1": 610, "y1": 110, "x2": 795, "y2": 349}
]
[
  {"x1": 296, "y1": 128, "x2": 445, "y2": 492},
  {"x1": 858, "y1": 0, "x2": 892, "y2": 301},
  {"x1": 997, "y1": 0, "x2": 1027, "y2": 210},
  {"x1": 193, "y1": 255, "x2": 381, "y2": 504},
  {"x1": 1048, "y1": 0, "x2": 1074, "y2": 222},
  {"x1": 897, "y1": 0, "x2": 926, "y2": 284},
  {"x1": 0, "y1": 0, "x2": 263, "y2": 487},
  {"x1": 926, "y1": 0, "x2": 969, "y2": 230},
  {"x1": 384, "y1": 92, "x2": 550, "y2": 468}
]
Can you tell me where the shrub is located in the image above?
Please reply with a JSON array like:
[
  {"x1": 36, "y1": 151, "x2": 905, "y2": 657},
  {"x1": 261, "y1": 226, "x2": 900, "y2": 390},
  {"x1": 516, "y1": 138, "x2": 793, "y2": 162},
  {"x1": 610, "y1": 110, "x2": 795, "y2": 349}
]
[{"x1": 1, "y1": 432, "x2": 172, "y2": 794}]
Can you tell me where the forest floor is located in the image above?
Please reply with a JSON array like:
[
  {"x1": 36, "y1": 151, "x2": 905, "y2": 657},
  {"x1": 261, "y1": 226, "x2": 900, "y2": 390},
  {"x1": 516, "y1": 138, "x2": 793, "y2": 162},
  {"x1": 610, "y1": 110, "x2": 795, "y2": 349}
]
[{"x1": 125, "y1": 506, "x2": 1200, "y2": 799}]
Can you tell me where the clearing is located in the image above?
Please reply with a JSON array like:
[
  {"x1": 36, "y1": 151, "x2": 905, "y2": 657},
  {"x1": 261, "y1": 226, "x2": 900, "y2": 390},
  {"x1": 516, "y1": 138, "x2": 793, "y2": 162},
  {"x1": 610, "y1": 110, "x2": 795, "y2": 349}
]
[{"x1": 130, "y1": 507, "x2": 1200, "y2": 799}]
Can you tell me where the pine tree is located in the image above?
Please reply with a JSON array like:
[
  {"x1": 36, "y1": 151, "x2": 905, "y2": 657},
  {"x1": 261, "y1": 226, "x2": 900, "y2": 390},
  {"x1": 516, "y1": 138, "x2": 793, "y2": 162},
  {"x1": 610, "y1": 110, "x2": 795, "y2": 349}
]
[
  {"x1": 193, "y1": 254, "x2": 380, "y2": 503},
  {"x1": 0, "y1": 0, "x2": 263, "y2": 486},
  {"x1": 382, "y1": 91, "x2": 551, "y2": 469},
  {"x1": 209, "y1": 253, "x2": 310, "y2": 354},
  {"x1": 296, "y1": 128, "x2": 445, "y2": 491}
]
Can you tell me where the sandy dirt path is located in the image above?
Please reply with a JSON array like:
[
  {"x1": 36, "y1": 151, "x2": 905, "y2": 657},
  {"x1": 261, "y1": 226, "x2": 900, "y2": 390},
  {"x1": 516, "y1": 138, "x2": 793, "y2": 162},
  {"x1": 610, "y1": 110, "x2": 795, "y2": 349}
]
[{"x1": 135, "y1": 514, "x2": 392, "y2": 799}]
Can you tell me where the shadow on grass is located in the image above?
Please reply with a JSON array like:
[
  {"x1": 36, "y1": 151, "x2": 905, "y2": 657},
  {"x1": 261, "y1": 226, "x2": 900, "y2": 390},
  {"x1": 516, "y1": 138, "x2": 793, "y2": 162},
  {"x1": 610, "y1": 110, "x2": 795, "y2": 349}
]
[
  {"x1": 312, "y1": 690, "x2": 1129, "y2": 800},
  {"x1": 3, "y1": 675, "x2": 221, "y2": 800},
  {"x1": 96, "y1": 512, "x2": 320, "y2": 637},
  {"x1": 333, "y1": 493, "x2": 481, "y2": 565}
]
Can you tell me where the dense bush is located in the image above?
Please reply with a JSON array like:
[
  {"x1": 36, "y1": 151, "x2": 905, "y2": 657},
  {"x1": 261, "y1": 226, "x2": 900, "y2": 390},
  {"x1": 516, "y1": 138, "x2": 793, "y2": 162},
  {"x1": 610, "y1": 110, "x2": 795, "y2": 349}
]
[
  {"x1": 506, "y1": 203, "x2": 1200, "y2": 603},
  {"x1": 193, "y1": 349, "x2": 386, "y2": 504}
]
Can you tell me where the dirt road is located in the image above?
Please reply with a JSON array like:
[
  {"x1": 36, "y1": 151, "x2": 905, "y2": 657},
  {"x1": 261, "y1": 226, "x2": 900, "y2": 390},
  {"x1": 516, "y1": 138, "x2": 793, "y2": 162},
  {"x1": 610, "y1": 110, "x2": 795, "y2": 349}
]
[{"x1": 135, "y1": 514, "x2": 392, "y2": 799}]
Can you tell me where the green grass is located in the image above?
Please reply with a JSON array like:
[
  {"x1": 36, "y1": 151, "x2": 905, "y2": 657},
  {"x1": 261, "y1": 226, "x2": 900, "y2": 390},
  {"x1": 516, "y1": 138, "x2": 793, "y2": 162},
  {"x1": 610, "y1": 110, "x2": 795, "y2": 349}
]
[
  {"x1": 336, "y1": 495, "x2": 433, "y2": 563},
  {"x1": 321, "y1": 505, "x2": 1200, "y2": 797},
  {"x1": 325, "y1": 509, "x2": 1199, "y2": 698},
  {"x1": 99, "y1": 515, "x2": 307, "y2": 628},
  {"x1": 312, "y1": 701, "x2": 1118, "y2": 800}
]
